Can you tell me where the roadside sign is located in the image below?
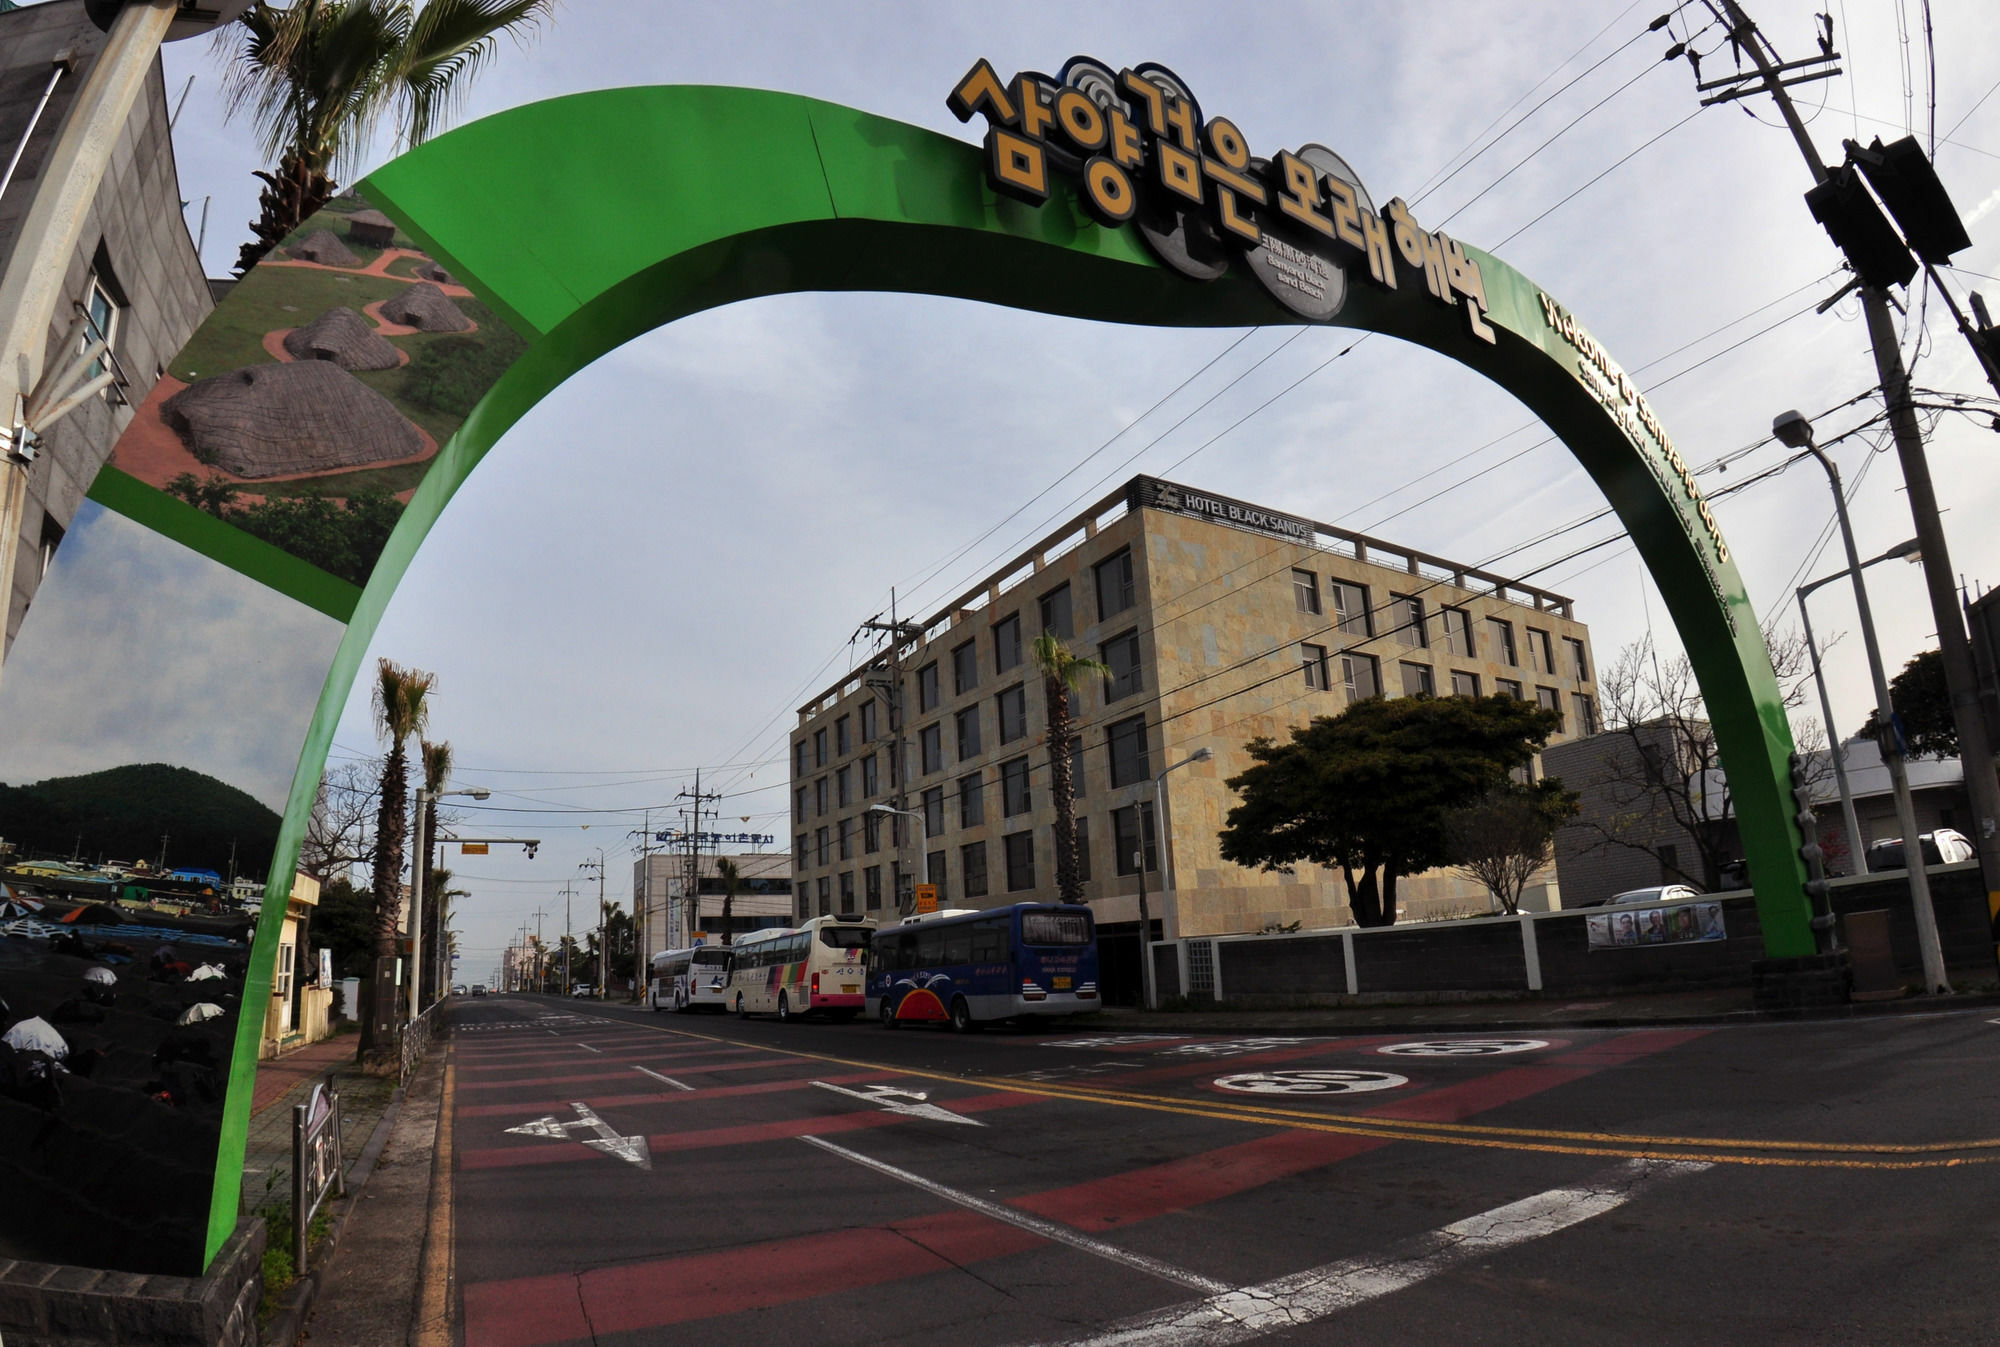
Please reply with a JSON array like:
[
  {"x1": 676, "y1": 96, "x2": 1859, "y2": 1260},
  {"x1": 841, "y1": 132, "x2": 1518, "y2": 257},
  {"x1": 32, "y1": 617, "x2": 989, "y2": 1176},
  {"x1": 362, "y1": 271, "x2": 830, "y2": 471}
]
[
  {"x1": 914, "y1": 884, "x2": 938, "y2": 914},
  {"x1": 460, "y1": 842, "x2": 489, "y2": 855}
]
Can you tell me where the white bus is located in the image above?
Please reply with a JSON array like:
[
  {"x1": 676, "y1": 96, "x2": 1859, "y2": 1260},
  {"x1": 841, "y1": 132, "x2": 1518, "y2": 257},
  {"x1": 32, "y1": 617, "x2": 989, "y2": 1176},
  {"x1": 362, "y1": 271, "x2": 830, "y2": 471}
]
[
  {"x1": 649, "y1": 944, "x2": 733, "y2": 1013},
  {"x1": 726, "y1": 915, "x2": 875, "y2": 1022}
]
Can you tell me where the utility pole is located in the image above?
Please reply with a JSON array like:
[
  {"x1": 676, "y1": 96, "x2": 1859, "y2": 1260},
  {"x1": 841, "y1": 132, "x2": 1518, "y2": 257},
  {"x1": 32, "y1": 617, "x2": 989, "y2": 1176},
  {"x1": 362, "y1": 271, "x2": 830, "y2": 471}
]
[
  {"x1": 861, "y1": 589, "x2": 925, "y2": 915},
  {"x1": 579, "y1": 851, "x2": 606, "y2": 999},
  {"x1": 1702, "y1": 0, "x2": 2000, "y2": 984},
  {"x1": 560, "y1": 881, "x2": 575, "y2": 996},
  {"x1": 677, "y1": 774, "x2": 721, "y2": 942},
  {"x1": 629, "y1": 809, "x2": 652, "y2": 1003}
]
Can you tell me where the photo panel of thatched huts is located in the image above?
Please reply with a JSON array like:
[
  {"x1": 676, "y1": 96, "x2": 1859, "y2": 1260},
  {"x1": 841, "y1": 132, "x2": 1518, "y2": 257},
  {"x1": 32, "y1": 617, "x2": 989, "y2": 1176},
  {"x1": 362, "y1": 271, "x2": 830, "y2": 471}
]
[{"x1": 108, "y1": 193, "x2": 526, "y2": 590}]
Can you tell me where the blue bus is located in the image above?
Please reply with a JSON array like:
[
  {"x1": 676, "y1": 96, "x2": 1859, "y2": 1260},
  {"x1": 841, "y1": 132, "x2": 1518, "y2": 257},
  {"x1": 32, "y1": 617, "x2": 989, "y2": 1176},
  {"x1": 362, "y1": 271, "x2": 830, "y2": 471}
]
[{"x1": 867, "y1": 903, "x2": 1100, "y2": 1031}]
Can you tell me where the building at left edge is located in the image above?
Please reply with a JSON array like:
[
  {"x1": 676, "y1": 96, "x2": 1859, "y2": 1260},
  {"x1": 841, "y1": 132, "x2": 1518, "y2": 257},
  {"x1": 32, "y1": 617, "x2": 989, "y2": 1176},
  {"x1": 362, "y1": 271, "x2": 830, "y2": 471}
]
[{"x1": 1, "y1": 0, "x2": 213, "y2": 653}]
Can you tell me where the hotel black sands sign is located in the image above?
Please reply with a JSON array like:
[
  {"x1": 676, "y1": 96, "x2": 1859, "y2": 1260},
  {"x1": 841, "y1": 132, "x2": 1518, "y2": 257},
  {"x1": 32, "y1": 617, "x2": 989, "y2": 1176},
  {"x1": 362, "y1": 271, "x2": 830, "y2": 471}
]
[
  {"x1": 948, "y1": 56, "x2": 1497, "y2": 338},
  {"x1": 1130, "y1": 477, "x2": 1315, "y2": 543}
]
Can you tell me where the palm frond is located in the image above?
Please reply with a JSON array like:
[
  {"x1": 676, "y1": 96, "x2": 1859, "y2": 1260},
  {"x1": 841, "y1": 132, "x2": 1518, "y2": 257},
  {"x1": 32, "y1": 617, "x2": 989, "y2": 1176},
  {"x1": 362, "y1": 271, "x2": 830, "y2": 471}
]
[
  {"x1": 422, "y1": 739, "x2": 454, "y2": 794},
  {"x1": 393, "y1": 0, "x2": 555, "y2": 147}
]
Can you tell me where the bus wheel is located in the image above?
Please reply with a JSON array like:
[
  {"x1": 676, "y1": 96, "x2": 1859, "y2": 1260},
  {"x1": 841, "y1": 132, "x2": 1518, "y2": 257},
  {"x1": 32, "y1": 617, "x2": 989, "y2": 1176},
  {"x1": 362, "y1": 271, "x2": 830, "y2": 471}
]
[
  {"x1": 949, "y1": 997, "x2": 978, "y2": 1034},
  {"x1": 735, "y1": 994, "x2": 748, "y2": 1019},
  {"x1": 777, "y1": 993, "x2": 791, "y2": 1022},
  {"x1": 879, "y1": 999, "x2": 899, "y2": 1029},
  {"x1": 674, "y1": 989, "x2": 687, "y2": 1013}
]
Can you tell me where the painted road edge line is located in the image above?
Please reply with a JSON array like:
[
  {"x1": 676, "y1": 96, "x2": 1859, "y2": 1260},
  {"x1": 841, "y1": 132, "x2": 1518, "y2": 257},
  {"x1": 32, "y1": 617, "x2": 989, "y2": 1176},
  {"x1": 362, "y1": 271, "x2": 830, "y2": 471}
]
[
  {"x1": 415, "y1": 1056, "x2": 456, "y2": 1347},
  {"x1": 800, "y1": 1135, "x2": 1231, "y2": 1296},
  {"x1": 1022, "y1": 1158, "x2": 1711, "y2": 1347},
  {"x1": 634, "y1": 1066, "x2": 693, "y2": 1091}
]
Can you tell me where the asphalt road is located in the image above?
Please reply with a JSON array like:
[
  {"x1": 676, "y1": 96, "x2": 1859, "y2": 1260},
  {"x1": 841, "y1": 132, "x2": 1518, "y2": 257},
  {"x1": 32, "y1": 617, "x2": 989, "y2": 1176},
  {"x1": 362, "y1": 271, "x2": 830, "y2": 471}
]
[{"x1": 438, "y1": 995, "x2": 2000, "y2": 1346}]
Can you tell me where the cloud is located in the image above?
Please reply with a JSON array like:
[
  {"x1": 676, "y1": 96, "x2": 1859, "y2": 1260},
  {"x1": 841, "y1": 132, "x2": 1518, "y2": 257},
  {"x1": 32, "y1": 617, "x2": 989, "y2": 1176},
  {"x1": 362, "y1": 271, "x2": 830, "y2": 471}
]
[{"x1": 0, "y1": 503, "x2": 343, "y2": 811}]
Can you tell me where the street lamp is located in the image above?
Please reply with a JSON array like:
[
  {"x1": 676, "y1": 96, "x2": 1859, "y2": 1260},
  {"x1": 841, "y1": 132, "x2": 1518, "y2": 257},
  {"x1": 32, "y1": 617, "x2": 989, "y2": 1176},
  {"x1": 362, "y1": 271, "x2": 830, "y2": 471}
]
[
  {"x1": 409, "y1": 783, "x2": 489, "y2": 1022},
  {"x1": 1797, "y1": 537, "x2": 1923, "y2": 872},
  {"x1": 1774, "y1": 410, "x2": 1949, "y2": 991},
  {"x1": 868, "y1": 803, "x2": 926, "y2": 915},
  {"x1": 1138, "y1": 747, "x2": 1213, "y2": 1010}
]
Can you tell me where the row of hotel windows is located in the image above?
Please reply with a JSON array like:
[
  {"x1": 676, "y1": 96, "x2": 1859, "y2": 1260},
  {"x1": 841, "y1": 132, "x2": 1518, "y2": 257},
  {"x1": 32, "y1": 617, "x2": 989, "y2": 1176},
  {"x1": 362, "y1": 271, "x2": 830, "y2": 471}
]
[
  {"x1": 799, "y1": 717, "x2": 1150, "y2": 868},
  {"x1": 1289, "y1": 568, "x2": 1587, "y2": 681},
  {"x1": 1299, "y1": 646, "x2": 1599, "y2": 733},
  {"x1": 794, "y1": 550, "x2": 1140, "y2": 777},
  {"x1": 794, "y1": 802, "x2": 1162, "y2": 918}
]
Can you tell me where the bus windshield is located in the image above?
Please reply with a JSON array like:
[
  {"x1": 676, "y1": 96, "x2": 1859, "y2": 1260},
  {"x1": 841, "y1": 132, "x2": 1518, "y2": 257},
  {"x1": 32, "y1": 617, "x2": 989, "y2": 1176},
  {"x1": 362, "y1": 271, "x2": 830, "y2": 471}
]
[
  {"x1": 820, "y1": 925, "x2": 872, "y2": 949},
  {"x1": 1021, "y1": 911, "x2": 1091, "y2": 945},
  {"x1": 692, "y1": 948, "x2": 731, "y2": 967}
]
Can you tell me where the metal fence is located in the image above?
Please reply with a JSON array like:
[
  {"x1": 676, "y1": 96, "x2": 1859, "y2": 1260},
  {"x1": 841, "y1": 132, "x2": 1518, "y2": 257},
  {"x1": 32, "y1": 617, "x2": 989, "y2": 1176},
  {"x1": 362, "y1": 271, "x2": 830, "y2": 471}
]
[
  {"x1": 399, "y1": 1000, "x2": 443, "y2": 1085},
  {"x1": 291, "y1": 1079, "x2": 345, "y2": 1267}
]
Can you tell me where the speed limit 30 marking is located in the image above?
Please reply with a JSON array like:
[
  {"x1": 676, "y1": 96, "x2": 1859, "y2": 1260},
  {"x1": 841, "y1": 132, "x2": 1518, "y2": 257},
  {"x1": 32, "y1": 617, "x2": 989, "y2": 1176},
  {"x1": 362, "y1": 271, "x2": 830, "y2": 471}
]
[
  {"x1": 1213, "y1": 1068, "x2": 1409, "y2": 1095},
  {"x1": 1376, "y1": 1038, "x2": 1552, "y2": 1058}
]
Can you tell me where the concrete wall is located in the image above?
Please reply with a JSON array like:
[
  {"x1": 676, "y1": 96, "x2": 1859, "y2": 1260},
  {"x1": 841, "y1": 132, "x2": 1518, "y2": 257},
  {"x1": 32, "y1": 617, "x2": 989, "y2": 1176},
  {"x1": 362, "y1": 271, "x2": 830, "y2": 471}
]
[{"x1": 1, "y1": 2, "x2": 212, "y2": 650}]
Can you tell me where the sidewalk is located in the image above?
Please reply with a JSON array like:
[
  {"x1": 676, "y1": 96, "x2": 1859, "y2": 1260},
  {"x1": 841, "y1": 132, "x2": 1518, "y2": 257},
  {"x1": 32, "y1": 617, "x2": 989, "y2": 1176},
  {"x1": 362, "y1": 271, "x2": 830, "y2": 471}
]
[{"x1": 242, "y1": 1029, "x2": 400, "y2": 1221}]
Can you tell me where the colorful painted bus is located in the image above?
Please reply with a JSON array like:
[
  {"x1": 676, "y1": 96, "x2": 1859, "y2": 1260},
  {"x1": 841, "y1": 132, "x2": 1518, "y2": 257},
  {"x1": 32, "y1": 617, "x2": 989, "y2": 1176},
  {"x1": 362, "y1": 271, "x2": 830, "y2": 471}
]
[
  {"x1": 648, "y1": 943, "x2": 733, "y2": 1012},
  {"x1": 867, "y1": 903, "x2": 1099, "y2": 1031},
  {"x1": 726, "y1": 915, "x2": 875, "y2": 1021}
]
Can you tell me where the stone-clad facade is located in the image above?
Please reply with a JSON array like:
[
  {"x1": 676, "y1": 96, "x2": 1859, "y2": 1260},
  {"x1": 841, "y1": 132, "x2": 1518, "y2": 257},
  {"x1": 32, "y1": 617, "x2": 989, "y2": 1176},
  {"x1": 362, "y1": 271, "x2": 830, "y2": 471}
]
[
  {"x1": 790, "y1": 475, "x2": 1598, "y2": 954},
  {"x1": 1, "y1": 1, "x2": 213, "y2": 651}
]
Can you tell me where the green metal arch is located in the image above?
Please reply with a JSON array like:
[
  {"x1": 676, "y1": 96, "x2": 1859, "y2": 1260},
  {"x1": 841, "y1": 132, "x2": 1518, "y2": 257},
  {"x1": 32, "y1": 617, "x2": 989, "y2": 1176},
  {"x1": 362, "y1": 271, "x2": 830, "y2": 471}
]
[{"x1": 212, "y1": 83, "x2": 1816, "y2": 1258}]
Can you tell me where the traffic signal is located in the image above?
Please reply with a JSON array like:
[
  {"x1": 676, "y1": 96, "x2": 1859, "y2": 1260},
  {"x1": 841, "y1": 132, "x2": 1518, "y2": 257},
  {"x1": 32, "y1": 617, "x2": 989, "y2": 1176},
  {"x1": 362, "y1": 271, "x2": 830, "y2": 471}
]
[
  {"x1": 1847, "y1": 136, "x2": 1972, "y2": 267},
  {"x1": 1805, "y1": 164, "x2": 1917, "y2": 290},
  {"x1": 1789, "y1": 750, "x2": 1831, "y2": 906}
]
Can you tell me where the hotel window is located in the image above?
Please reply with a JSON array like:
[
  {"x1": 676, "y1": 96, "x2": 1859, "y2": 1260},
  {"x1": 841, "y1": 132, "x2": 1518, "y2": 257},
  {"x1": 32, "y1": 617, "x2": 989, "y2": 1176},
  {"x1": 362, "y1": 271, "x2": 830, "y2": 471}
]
[
  {"x1": 994, "y1": 613, "x2": 1023, "y2": 674},
  {"x1": 836, "y1": 765, "x2": 852, "y2": 807},
  {"x1": 861, "y1": 753, "x2": 878, "y2": 797},
  {"x1": 953, "y1": 640, "x2": 979, "y2": 695},
  {"x1": 1002, "y1": 756, "x2": 1032, "y2": 816},
  {"x1": 1497, "y1": 678, "x2": 1524, "y2": 700},
  {"x1": 918, "y1": 662, "x2": 940, "y2": 713},
  {"x1": 1004, "y1": 831, "x2": 1036, "y2": 892},
  {"x1": 1488, "y1": 617, "x2": 1518, "y2": 666},
  {"x1": 815, "y1": 777, "x2": 827, "y2": 817},
  {"x1": 997, "y1": 684, "x2": 1027, "y2": 743},
  {"x1": 1071, "y1": 740, "x2": 1088, "y2": 797},
  {"x1": 795, "y1": 740, "x2": 810, "y2": 774},
  {"x1": 817, "y1": 876, "x2": 830, "y2": 916},
  {"x1": 1331, "y1": 581, "x2": 1371, "y2": 636},
  {"x1": 1392, "y1": 594, "x2": 1427, "y2": 647},
  {"x1": 1451, "y1": 670, "x2": 1480, "y2": 697},
  {"x1": 1095, "y1": 548, "x2": 1135, "y2": 620},
  {"x1": 961, "y1": 842, "x2": 989, "y2": 898},
  {"x1": 1537, "y1": 685, "x2": 1564, "y2": 729},
  {"x1": 1039, "y1": 583, "x2": 1073, "y2": 639},
  {"x1": 1302, "y1": 642, "x2": 1330, "y2": 691},
  {"x1": 1112, "y1": 802, "x2": 1158, "y2": 875},
  {"x1": 1108, "y1": 715, "x2": 1150, "y2": 788},
  {"x1": 794, "y1": 786, "x2": 807, "y2": 823},
  {"x1": 865, "y1": 865, "x2": 882, "y2": 911},
  {"x1": 1342, "y1": 653, "x2": 1380, "y2": 701},
  {"x1": 1102, "y1": 629, "x2": 1143, "y2": 702},
  {"x1": 861, "y1": 700, "x2": 878, "y2": 742},
  {"x1": 815, "y1": 827, "x2": 829, "y2": 866},
  {"x1": 796, "y1": 833, "x2": 808, "y2": 866},
  {"x1": 82, "y1": 268, "x2": 121, "y2": 386},
  {"x1": 835, "y1": 714, "x2": 851, "y2": 755},
  {"x1": 956, "y1": 705, "x2": 982, "y2": 761},
  {"x1": 1400, "y1": 662, "x2": 1434, "y2": 697},
  {"x1": 814, "y1": 727, "x2": 828, "y2": 766},
  {"x1": 839, "y1": 871, "x2": 855, "y2": 911},
  {"x1": 1442, "y1": 607, "x2": 1475, "y2": 657},
  {"x1": 959, "y1": 771, "x2": 986, "y2": 826},
  {"x1": 920, "y1": 723, "x2": 943, "y2": 775},
  {"x1": 1293, "y1": 568, "x2": 1321, "y2": 615},
  {"x1": 923, "y1": 786, "x2": 945, "y2": 839},
  {"x1": 1072, "y1": 815, "x2": 1093, "y2": 883},
  {"x1": 864, "y1": 812, "x2": 881, "y2": 854},
  {"x1": 1528, "y1": 628, "x2": 1556, "y2": 675},
  {"x1": 838, "y1": 817, "x2": 853, "y2": 861},
  {"x1": 1566, "y1": 637, "x2": 1590, "y2": 683},
  {"x1": 1573, "y1": 691, "x2": 1599, "y2": 735},
  {"x1": 796, "y1": 882, "x2": 810, "y2": 920},
  {"x1": 927, "y1": 852, "x2": 946, "y2": 899}
]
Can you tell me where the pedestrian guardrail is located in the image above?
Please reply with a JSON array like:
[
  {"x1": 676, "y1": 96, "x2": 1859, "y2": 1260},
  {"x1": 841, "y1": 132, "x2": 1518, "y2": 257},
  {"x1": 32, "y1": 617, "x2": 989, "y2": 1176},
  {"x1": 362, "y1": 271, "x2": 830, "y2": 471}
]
[
  {"x1": 399, "y1": 999, "x2": 443, "y2": 1085},
  {"x1": 291, "y1": 1078, "x2": 345, "y2": 1268}
]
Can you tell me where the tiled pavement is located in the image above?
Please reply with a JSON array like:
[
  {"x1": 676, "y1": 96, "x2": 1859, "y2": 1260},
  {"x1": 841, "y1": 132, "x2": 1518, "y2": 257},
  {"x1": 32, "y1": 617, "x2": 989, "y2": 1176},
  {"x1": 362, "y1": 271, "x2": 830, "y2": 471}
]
[{"x1": 241, "y1": 1031, "x2": 399, "y2": 1219}]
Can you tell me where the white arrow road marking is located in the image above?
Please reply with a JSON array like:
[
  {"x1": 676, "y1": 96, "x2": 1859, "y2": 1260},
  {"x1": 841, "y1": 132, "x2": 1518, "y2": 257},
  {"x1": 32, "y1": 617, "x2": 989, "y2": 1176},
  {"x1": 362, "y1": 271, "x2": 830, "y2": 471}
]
[
  {"x1": 810, "y1": 1080, "x2": 985, "y2": 1126},
  {"x1": 578, "y1": 1043, "x2": 603, "y2": 1054},
  {"x1": 503, "y1": 1101, "x2": 652, "y2": 1169},
  {"x1": 634, "y1": 1065, "x2": 693, "y2": 1091},
  {"x1": 1017, "y1": 1158, "x2": 1708, "y2": 1346},
  {"x1": 801, "y1": 1136, "x2": 1227, "y2": 1294}
]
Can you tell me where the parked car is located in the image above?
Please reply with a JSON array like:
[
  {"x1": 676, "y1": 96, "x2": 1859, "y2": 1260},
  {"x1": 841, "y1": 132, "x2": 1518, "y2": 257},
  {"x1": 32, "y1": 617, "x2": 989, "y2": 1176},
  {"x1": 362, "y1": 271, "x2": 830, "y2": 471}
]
[
  {"x1": 1864, "y1": 828, "x2": 1974, "y2": 872},
  {"x1": 570, "y1": 984, "x2": 595, "y2": 998},
  {"x1": 451, "y1": 983, "x2": 467, "y2": 996},
  {"x1": 1608, "y1": 883, "x2": 1704, "y2": 907}
]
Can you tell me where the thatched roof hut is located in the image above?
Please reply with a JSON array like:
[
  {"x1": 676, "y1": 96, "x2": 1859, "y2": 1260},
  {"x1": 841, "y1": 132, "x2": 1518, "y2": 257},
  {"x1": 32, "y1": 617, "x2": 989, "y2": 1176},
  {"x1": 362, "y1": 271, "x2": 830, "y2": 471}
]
[
  {"x1": 380, "y1": 281, "x2": 470, "y2": 332},
  {"x1": 162, "y1": 362, "x2": 423, "y2": 479},
  {"x1": 287, "y1": 230, "x2": 360, "y2": 267},
  {"x1": 416, "y1": 261, "x2": 455, "y2": 285},
  {"x1": 282, "y1": 307, "x2": 400, "y2": 371},
  {"x1": 348, "y1": 209, "x2": 397, "y2": 248}
]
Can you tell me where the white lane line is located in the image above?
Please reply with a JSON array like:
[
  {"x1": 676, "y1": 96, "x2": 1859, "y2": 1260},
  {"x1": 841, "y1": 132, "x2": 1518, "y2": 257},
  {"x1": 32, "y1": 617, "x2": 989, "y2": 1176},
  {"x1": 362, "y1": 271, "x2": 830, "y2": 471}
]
[
  {"x1": 634, "y1": 1065, "x2": 693, "y2": 1091},
  {"x1": 578, "y1": 1043, "x2": 603, "y2": 1054},
  {"x1": 801, "y1": 1135, "x2": 1229, "y2": 1295},
  {"x1": 1028, "y1": 1158, "x2": 1710, "y2": 1347}
]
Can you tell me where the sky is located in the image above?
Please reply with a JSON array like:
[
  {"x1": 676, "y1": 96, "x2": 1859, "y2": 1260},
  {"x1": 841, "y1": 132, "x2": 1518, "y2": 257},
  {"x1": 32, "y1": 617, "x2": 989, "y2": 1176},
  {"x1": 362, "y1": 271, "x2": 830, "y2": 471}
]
[
  {"x1": 0, "y1": 502, "x2": 344, "y2": 811},
  {"x1": 122, "y1": 0, "x2": 2000, "y2": 982}
]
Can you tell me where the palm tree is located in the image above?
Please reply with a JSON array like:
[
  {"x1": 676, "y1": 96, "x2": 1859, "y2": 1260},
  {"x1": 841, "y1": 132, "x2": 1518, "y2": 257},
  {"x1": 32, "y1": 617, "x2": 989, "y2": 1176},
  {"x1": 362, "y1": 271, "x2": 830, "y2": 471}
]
[
  {"x1": 365, "y1": 659, "x2": 435, "y2": 1054},
  {"x1": 417, "y1": 738, "x2": 450, "y2": 1006},
  {"x1": 1031, "y1": 633, "x2": 1111, "y2": 904},
  {"x1": 715, "y1": 857, "x2": 741, "y2": 947},
  {"x1": 217, "y1": 0, "x2": 557, "y2": 275}
]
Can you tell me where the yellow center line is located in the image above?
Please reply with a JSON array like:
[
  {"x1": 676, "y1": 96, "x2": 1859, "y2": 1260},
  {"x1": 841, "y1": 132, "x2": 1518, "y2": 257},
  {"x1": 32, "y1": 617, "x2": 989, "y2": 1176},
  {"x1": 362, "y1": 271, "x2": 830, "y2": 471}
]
[
  {"x1": 626, "y1": 1021, "x2": 2000, "y2": 1171},
  {"x1": 415, "y1": 1050, "x2": 456, "y2": 1347}
]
